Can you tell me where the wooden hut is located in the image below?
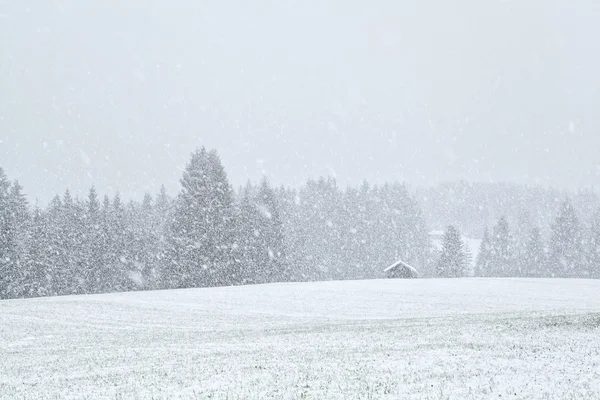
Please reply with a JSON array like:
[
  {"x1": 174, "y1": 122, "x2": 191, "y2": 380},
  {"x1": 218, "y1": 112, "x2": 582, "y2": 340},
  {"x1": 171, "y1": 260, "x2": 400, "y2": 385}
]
[{"x1": 384, "y1": 260, "x2": 419, "y2": 279}]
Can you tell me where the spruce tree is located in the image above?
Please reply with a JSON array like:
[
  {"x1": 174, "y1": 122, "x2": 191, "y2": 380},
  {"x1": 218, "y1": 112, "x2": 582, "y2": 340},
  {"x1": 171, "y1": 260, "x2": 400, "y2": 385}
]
[
  {"x1": 513, "y1": 211, "x2": 533, "y2": 277},
  {"x1": 586, "y1": 208, "x2": 600, "y2": 279},
  {"x1": 0, "y1": 169, "x2": 15, "y2": 298},
  {"x1": 436, "y1": 225, "x2": 467, "y2": 278},
  {"x1": 488, "y1": 216, "x2": 515, "y2": 277},
  {"x1": 522, "y1": 226, "x2": 546, "y2": 277},
  {"x1": 109, "y1": 193, "x2": 128, "y2": 290},
  {"x1": 153, "y1": 185, "x2": 171, "y2": 288},
  {"x1": 237, "y1": 182, "x2": 260, "y2": 284},
  {"x1": 45, "y1": 195, "x2": 63, "y2": 295},
  {"x1": 0, "y1": 181, "x2": 30, "y2": 298},
  {"x1": 475, "y1": 227, "x2": 491, "y2": 277},
  {"x1": 83, "y1": 186, "x2": 104, "y2": 293},
  {"x1": 253, "y1": 178, "x2": 288, "y2": 283},
  {"x1": 549, "y1": 198, "x2": 584, "y2": 277},
  {"x1": 23, "y1": 206, "x2": 52, "y2": 297},
  {"x1": 166, "y1": 148, "x2": 236, "y2": 288}
]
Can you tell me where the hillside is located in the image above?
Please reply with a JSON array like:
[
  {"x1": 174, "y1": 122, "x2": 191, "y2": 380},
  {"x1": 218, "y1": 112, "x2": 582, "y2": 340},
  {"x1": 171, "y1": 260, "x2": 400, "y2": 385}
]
[{"x1": 2, "y1": 278, "x2": 600, "y2": 399}]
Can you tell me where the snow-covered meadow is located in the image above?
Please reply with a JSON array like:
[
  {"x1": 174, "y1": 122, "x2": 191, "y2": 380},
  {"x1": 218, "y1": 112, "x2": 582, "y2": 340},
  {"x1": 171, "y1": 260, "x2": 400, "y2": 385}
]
[{"x1": 2, "y1": 278, "x2": 600, "y2": 399}]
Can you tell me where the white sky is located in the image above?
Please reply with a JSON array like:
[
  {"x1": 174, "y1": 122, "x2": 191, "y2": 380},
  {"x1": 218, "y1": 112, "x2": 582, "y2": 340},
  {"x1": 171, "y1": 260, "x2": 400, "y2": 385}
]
[{"x1": 1, "y1": 0, "x2": 600, "y2": 203}]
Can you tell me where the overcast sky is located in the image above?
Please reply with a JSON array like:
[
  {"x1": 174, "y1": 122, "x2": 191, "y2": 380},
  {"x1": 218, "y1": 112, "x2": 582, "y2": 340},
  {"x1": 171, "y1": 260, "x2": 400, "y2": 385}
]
[{"x1": 1, "y1": 0, "x2": 600, "y2": 204}]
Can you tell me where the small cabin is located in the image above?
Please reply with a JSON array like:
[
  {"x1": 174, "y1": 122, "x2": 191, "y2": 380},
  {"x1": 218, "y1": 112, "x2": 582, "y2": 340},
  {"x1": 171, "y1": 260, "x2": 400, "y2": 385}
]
[{"x1": 384, "y1": 260, "x2": 419, "y2": 279}]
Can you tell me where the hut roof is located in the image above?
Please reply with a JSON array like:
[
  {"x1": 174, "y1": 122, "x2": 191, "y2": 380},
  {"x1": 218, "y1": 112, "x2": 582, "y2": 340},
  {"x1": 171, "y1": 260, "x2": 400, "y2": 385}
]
[{"x1": 384, "y1": 260, "x2": 419, "y2": 275}]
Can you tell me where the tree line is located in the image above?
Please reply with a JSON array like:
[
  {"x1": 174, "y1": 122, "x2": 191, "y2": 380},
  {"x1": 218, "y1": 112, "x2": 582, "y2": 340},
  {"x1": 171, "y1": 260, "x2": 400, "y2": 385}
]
[
  {"x1": 0, "y1": 148, "x2": 431, "y2": 299},
  {"x1": 435, "y1": 202, "x2": 600, "y2": 278},
  {"x1": 2, "y1": 148, "x2": 599, "y2": 299}
]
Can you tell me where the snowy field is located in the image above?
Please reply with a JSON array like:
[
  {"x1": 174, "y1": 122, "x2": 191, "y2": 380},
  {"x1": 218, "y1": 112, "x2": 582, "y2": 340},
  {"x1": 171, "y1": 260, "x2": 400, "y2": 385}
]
[{"x1": 2, "y1": 279, "x2": 600, "y2": 399}]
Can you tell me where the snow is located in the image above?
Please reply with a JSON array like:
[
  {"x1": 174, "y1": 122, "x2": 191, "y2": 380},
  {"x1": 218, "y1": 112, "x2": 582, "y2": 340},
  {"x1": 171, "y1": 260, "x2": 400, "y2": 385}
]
[
  {"x1": 383, "y1": 260, "x2": 418, "y2": 274},
  {"x1": 2, "y1": 278, "x2": 600, "y2": 399}
]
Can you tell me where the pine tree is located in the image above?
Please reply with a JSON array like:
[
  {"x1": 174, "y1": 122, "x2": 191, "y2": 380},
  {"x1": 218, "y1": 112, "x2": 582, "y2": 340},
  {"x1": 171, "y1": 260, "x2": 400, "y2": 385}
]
[
  {"x1": 436, "y1": 225, "x2": 467, "y2": 278},
  {"x1": 0, "y1": 180, "x2": 30, "y2": 298},
  {"x1": 83, "y1": 186, "x2": 104, "y2": 293},
  {"x1": 152, "y1": 185, "x2": 171, "y2": 289},
  {"x1": 549, "y1": 198, "x2": 585, "y2": 277},
  {"x1": 23, "y1": 206, "x2": 52, "y2": 297},
  {"x1": 247, "y1": 178, "x2": 288, "y2": 283},
  {"x1": 237, "y1": 182, "x2": 260, "y2": 284},
  {"x1": 44, "y1": 195, "x2": 63, "y2": 295},
  {"x1": 108, "y1": 193, "x2": 128, "y2": 291},
  {"x1": 475, "y1": 227, "x2": 491, "y2": 277},
  {"x1": 166, "y1": 148, "x2": 236, "y2": 288},
  {"x1": 463, "y1": 242, "x2": 473, "y2": 276},
  {"x1": 522, "y1": 226, "x2": 546, "y2": 277},
  {"x1": 488, "y1": 216, "x2": 515, "y2": 277},
  {"x1": 513, "y1": 211, "x2": 533, "y2": 277},
  {"x1": 0, "y1": 168, "x2": 14, "y2": 298},
  {"x1": 586, "y1": 208, "x2": 600, "y2": 279}
]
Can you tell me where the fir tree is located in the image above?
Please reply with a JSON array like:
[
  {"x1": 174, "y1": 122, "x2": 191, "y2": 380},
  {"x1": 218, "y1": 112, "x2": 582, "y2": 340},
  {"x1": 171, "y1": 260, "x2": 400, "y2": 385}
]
[
  {"x1": 522, "y1": 226, "x2": 546, "y2": 277},
  {"x1": 0, "y1": 168, "x2": 14, "y2": 298},
  {"x1": 83, "y1": 186, "x2": 104, "y2": 293},
  {"x1": 549, "y1": 198, "x2": 584, "y2": 277},
  {"x1": 513, "y1": 211, "x2": 533, "y2": 277},
  {"x1": 488, "y1": 216, "x2": 515, "y2": 277},
  {"x1": 166, "y1": 148, "x2": 236, "y2": 288},
  {"x1": 586, "y1": 208, "x2": 600, "y2": 279},
  {"x1": 475, "y1": 227, "x2": 491, "y2": 277},
  {"x1": 23, "y1": 206, "x2": 52, "y2": 297},
  {"x1": 436, "y1": 225, "x2": 467, "y2": 278},
  {"x1": 44, "y1": 195, "x2": 63, "y2": 295},
  {"x1": 0, "y1": 180, "x2": 30, "y2": 298},
  {"x1": 252, "y1": 178, "x2": 288, "y2": 283}
]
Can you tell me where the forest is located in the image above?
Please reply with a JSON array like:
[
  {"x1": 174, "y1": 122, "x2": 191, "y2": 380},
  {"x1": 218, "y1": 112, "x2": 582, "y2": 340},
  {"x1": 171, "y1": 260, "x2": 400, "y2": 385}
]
[{"x1": 1, "y1": 148, "x2": 599, "y2": 299}]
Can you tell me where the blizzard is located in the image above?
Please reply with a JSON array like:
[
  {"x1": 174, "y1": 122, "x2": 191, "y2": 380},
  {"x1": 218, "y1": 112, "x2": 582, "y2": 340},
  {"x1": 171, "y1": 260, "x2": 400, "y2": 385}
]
[{"x1": 1, "y1": 278, "x2": 600, "y2": 399}]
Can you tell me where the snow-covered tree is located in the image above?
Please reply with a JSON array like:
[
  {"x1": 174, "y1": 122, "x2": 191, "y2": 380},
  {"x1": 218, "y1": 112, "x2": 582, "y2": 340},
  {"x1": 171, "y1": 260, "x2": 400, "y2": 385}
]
[
  {"x1": 22, "y1": 206, "x2": 52, "y2": 297},
  {"x1": 0, "y1": 169, "x2": 15, "y2": 298},
  {"x1": 83, "y1": 186, "x2": 104, "y2": 293},
  {"x1": 513, "y1": 211, "x2": 534, "y2": 277},
  {"x1": 586, "y1": 208, "x2": 600, "y2": 279},
  {"x1": 488, "y1": 216, "x2": 515, "y2": 277},
  {"x1": 475, "y1": 227, "x2": 491, "y2": 277},
  {"x1": 436, "y1": 225, "x2": 467, "y2": 278},
  {"x1": 549, "y1": 198, "x2": 585, "y2": 277},
  {"x1": 166, "y1": 148, "x2": 236, "y2": 288},
  {"x1": 522, "y1": 226, "x2": 546, "y2": 277},
  {"x1": 0, "y1": 179, "x2": 29, "y2": 298}
]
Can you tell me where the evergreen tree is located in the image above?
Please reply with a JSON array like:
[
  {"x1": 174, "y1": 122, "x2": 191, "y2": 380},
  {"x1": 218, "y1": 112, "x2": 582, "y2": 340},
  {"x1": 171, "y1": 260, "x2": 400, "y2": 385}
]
[
  {"x1": 0, "y1": 180, "x2": 30, "y2": 298},
  {"x1": 586, "y1": 208, "x2": 600, "y2": 279},
  {"x1": 513, "y1": 211, "x2": 533, "y2": 277},
  {"x1": 243, "y1": 178, "x2": 288, "y2": 283},
  {"x1": 152, "y1": 185, "x2": 171, "y2": 288},
  {"x1": 236, "y1": 183, "x2": 261, "y2": 284},
  {"x1": 83, "y1": 186, "x2": 104, "y2": 293},
  {"x1": 436, "y1": 225, "x2": 467, "y2": 278},
  {"x1": 108, "y1": 193, "x2": 128, "y2": 290},
  {"x1": 295, "y1": 177, "x2": 344, "y2": 281},
  {"x1": 98, "y1": 194, "x2": 113, "y2": 292},
  {"x1": 166, "y1": 148, "x2": 236, "y2": 288},
  {"x1": 463, "y1": 242, "x2": 473, "y2": 276},
  {"x1": 22, "y1": 206, "x2": 52, "y2": 297},
  {"x1": 522, "y1": 226, "x2": 546, "y2": 277},
  {"x1": 44, "y1": 195, "x2": 64, "y2": 295},
  {"x1": 549, "y1": 198, "x2": 585, "y2": 277},
  {"x1": 0, "y1": 169, "x2": 15, "y2": 298},
  {"x1": 488, "y1": 216, "x2": 515, "y2": 277},
  {"x1": 475, "y1": 227, "x2": 491, "y2": 277}
]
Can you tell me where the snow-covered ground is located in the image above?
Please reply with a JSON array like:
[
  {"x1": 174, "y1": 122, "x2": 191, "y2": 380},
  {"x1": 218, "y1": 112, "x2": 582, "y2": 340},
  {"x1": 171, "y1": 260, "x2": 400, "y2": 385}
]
[{"x1": 2, "y1": 278, "x2": 600, "y2": 399}]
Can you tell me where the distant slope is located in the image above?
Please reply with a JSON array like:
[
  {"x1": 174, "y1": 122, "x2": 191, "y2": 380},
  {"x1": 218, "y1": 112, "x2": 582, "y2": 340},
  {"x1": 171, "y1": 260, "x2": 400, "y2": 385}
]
[{"x1": 2, "y1": 279, "x2": 600, "y2": 399}]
